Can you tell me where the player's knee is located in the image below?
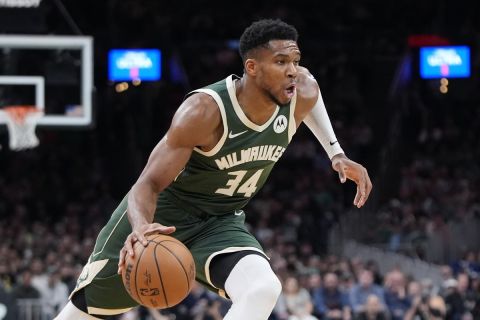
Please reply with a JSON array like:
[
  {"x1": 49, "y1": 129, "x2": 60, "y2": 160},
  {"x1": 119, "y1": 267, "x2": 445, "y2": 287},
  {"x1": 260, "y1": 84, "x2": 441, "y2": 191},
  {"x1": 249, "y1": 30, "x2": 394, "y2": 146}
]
[
  {"x1": 225, "y1": 254, "x2": 282, "y2": 306},
  {"x1": 248, "y1": 273, "x2": 282, "y2": 305}
]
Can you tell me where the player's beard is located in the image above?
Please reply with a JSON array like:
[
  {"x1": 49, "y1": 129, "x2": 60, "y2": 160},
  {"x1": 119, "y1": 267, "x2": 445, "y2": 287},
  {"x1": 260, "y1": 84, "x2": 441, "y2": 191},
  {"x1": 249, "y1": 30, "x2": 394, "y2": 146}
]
[{"x1": 266, "y1": 89, "x2": 288, "y2": 107}]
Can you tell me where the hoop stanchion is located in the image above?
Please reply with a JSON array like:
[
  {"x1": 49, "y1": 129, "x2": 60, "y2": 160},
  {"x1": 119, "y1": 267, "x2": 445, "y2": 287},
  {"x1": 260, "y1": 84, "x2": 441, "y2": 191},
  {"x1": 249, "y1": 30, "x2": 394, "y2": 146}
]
[{"x1": 1, "y1": 106, "x2": 43, "y2": 151}]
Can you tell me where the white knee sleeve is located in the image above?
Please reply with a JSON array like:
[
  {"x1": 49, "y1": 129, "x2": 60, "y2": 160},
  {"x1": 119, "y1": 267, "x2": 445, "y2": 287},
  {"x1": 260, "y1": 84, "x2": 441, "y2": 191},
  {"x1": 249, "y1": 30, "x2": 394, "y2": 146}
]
[
  {"x1": 54, "y1": 301, "x2": 104, "y2": 320},
  {"x1": 224, "y1": 254, "x2": 282, "y2": 320}
]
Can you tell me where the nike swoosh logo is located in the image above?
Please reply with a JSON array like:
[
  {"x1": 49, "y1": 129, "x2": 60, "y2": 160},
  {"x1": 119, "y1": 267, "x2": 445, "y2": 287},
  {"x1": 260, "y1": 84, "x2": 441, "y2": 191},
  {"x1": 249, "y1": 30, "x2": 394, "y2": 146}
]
[
  {"x1": 79, "y1": 271, "x2": 89, "y2": 281},
  {"x1": 329, "y1": 141, "x2": 338, "y2": 146},
  {"x1": 76, "y1": 269, "x2": 89, "y2": 287},
  {"x1": 234, "y1": 210, "x2": 244, "y2": 216},
  {"x1": 229, "y1": 130, "x2": 247, "y2": 139}
]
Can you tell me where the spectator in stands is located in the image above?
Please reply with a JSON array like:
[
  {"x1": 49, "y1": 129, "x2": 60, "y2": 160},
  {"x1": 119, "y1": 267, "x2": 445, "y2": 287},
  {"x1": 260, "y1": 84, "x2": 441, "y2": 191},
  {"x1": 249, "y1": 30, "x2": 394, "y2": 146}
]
[
  {"x1": 337, "y1": 259, "x2": 355, "y2": 281},
  {"x1": 342, "y1": 275, "x2": 357, "y2": 294},
  {"x1": 199, "y1": 299, "x2": 224, "y2": 320},
  {"x1": 11, "y1": 269, "x2": 42, "y2": 318},
  {"x1": 383, "y1": 269, "x2": 411, "y2": 320},
  {"x1": 403, "y1": 279, "x2": 425, "y2": 320},
  {"x1": 350, "y1": 258, "x2": 365, "y2": 281},
  {"x1": 440, "y1": 265, "x2": 454, "y2": 283},
  {"x1": 468, "y1": 274, "x2": 480, "y2": 318},
  {"x1": 441, "y1": 273, "x2": 476, "y2": 320},
  {"x1": 306, "y1": 273, "x2": 323, "y2": 319},
  {"x1": 442, "y1": 278, "x2": 464, "y2": 319},
  {"x1": 405, "y1": 295, "x2": 447, "y2": 320},
  {"x1": 166, "y1": 281, "x2": 214, "y2": 319},
  {"x1": 354, "y1": 295, "x2": 388, "y2": 320},
  {"x1": 275, "y1": 276, "x2": 318, "y2": 320},
  {"x1": 12, "y1": 269, "x2": 40, "y2": 300},
  {"x1": 406, "y1": 280, "x2": 423, "y2": 304},
  {"x1": 349, "y1": 269, "x2": 385, "y2": 315},
  {"x1": 365, "y1": 260, "x2": 383, "y2": 286},
  {"x1": 0, "y1": 261, "x2": 14, "y2": 292},
  {"x1": 456, "y1": 273, "x2": 477, "y2": 316},
  {"x1": 41, "y1": 267, "x2": 69, "y2": 319},
  {"x1": 312, "y1": 272, "x2": 351, "y2": 320},
  {"x1": 451, "y1": 251, "x2": 480, "y2": 277},
  {"x1": 419, "y1": 278, "x2": 438, "y2": 297},
  {"x1": 30, "y1": 258, "x2": 48, "y2": 295},
  {"x1": 0, "y1": 282, "x2": 17, "y2": 320},
  {"x1": 307, "y1": 273, "x2": 323, "y2": 295}
]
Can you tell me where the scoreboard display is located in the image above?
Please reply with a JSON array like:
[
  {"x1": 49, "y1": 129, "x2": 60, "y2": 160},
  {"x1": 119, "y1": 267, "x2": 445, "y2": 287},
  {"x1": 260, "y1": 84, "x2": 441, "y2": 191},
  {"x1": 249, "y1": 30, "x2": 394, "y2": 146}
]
[
  {"x1": 420, "y1": 46, "x2": 470, "y2": 79},
  {"x1": 108, "y1": 49, "x2": 162, "y2": 82}
]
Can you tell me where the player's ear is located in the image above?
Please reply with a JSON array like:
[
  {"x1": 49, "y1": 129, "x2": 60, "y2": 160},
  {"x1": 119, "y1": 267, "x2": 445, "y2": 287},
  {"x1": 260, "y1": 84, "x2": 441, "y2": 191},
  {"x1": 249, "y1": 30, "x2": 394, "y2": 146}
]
[{"x1": 244, "y1": 58, "x2": 257, "y2": 76}]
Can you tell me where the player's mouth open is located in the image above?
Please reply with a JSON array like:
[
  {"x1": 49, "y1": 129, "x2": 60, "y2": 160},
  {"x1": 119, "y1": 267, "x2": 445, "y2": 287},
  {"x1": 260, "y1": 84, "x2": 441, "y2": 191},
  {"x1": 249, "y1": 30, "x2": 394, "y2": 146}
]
[{"x1": 285, "y1": 85, "x2": 296, "y2": 98}]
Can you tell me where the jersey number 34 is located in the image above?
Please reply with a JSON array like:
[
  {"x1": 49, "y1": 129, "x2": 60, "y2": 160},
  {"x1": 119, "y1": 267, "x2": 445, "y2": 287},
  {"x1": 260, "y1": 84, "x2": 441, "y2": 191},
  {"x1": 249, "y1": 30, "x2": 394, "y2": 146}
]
[{"x1": 215, "y1": 169, "x2": 264, "y2": 197}]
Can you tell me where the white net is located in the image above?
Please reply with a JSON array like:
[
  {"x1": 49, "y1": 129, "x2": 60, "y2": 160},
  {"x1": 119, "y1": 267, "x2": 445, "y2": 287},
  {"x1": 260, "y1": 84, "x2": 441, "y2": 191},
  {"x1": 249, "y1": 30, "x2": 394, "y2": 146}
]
[{"x1": 0, "y1": 106, "x2": 43, "y2": 151}]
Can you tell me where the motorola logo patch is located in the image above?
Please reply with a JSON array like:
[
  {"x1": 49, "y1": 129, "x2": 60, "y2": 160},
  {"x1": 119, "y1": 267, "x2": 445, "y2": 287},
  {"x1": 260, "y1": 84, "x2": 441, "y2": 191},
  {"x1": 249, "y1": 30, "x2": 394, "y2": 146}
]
[{"x1": 273, "y1": 115, "x2": 288, "y2": 134}]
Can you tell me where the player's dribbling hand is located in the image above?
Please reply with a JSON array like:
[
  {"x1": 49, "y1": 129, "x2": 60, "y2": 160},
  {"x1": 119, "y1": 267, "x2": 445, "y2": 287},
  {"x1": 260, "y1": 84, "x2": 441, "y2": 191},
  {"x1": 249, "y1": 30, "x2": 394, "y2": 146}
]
[
  {"x1": 331, "y1": 153, "x2": 372, "y2": 208},
  {"x1": 117, "y1": 223, "x2": 176, "y2": 274}
]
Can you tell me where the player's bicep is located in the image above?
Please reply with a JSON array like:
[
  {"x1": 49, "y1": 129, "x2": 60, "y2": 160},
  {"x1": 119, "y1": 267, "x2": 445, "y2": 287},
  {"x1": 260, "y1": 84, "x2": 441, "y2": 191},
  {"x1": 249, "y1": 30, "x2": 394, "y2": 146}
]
[
  {"x1": 138, "y1": 136, "x2": 193, "y2": 192},
  {"x1": 137, "y1": 93, "x2": 220, "y2": 192}
]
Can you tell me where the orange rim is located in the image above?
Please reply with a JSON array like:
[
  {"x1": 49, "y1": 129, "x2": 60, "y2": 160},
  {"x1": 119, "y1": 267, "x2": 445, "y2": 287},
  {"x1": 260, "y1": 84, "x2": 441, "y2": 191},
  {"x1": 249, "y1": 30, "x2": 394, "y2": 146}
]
[{"x1": 3, "y1": 105, "x2": 41, "y2": 124}]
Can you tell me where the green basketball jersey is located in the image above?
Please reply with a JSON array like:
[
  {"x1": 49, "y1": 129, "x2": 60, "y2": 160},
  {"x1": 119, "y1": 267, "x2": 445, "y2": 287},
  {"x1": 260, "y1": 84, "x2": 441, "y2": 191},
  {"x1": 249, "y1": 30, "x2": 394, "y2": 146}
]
[{"x1": 162, "y1": 75, "x2": 297, "y2": 215}]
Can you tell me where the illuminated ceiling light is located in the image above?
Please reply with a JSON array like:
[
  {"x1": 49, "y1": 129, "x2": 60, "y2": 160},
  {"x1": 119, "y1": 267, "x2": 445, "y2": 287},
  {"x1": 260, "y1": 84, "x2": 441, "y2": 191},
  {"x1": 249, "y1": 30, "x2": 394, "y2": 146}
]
[{"x1": 115, "y1": 82, "x2": 129, "y2": 93}]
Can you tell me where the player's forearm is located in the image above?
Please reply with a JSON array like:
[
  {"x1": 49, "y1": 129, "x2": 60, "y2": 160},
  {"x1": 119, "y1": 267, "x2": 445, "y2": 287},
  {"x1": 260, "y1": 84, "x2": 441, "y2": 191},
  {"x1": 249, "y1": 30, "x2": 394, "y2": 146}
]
[
  {"x1": 124, "y1": 137, "x2": 191, "y2": 230},
  {"x1": 303, "y1": 89, "x2": 344, "y2": 159},
  {"x1": 127, "y1": 181, "x2": 158, "y2": 229}
]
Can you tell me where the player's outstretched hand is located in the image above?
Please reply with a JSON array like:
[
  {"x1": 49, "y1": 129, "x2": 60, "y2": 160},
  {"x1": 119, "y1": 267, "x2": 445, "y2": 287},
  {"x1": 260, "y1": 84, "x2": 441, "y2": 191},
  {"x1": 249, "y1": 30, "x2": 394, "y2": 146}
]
[
  {"x1": 118, "y1": 223, "x2": 176, "y2": 274},
  {"x1": 331, "y1": 153, "x2": 372, "y2": 208}
]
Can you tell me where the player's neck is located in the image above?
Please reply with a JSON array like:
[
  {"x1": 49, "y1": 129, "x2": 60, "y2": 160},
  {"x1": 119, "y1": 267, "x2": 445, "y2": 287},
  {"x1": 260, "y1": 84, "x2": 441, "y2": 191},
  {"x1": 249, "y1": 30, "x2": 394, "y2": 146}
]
[{"x1": 235, "y1": 77, "x2": 278, "y2": 126}]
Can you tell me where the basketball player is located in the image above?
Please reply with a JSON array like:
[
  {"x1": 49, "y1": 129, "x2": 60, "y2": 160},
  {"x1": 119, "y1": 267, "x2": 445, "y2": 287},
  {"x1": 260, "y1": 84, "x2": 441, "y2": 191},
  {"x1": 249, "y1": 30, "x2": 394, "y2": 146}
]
[{"x1": 55, "y1": 19, "x2": 372, "y2": 319}]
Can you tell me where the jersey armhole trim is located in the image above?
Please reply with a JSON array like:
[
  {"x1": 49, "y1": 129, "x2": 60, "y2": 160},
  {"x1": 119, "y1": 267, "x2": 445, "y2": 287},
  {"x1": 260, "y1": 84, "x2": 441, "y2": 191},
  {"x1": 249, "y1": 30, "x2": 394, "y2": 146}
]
[
  {"x1": 191, "y1": 89, "x2": 228, "y2": 157},
  {"x1": 288, "y1": 91, "x2": 298, "y2": 142}
]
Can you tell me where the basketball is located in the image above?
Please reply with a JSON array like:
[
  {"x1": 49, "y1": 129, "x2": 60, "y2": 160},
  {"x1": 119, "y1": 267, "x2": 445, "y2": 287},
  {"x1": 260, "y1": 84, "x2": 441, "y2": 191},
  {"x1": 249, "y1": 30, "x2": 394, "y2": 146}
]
[{"x1": 121, "y1": 234, "x2": 196, "y2": 309}]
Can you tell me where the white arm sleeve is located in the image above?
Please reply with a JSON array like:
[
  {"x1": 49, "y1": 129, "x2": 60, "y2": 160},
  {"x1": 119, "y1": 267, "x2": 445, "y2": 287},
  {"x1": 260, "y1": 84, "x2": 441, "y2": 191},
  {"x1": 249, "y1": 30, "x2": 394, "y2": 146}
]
[{"x1": 303, "y1": 88, "x2": 344, "y2": 160}]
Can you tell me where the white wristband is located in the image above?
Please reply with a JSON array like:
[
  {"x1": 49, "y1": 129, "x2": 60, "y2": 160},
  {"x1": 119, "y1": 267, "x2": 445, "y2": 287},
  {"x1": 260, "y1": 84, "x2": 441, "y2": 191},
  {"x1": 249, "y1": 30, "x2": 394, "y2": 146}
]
[{"x1": 303, "y1": 88, "x2": 344, "y2": 160}]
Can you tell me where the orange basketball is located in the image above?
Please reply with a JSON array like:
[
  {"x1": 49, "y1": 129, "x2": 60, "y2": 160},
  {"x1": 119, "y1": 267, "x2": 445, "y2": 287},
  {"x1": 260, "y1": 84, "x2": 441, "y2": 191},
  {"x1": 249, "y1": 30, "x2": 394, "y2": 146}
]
[{"x1": 121, "y1": 234, "x2": 196, "y2": 309}]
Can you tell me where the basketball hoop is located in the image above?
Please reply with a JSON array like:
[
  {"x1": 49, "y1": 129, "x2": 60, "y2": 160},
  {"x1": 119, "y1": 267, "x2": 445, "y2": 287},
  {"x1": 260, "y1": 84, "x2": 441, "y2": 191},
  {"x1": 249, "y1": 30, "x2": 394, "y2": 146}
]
[{"x1": 0, "y1": 106, "x2": 43, "y2": 151}]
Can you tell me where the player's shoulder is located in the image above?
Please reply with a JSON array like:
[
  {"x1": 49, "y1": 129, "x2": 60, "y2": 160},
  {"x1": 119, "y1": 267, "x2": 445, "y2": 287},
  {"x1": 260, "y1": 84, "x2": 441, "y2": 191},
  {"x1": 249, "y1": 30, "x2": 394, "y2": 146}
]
[
  {"x1": 179, "y1": 91, "x2": 220, "y2": 122},
  {"x1": 295, "y1": 66, "x2": 319, "y2": 102},
  {"x1": 169, "y1": 91, "x2": 221, "y2": 146},
  {"x1": 184, "y1": 91, "x2": 217, "y2": 109}
]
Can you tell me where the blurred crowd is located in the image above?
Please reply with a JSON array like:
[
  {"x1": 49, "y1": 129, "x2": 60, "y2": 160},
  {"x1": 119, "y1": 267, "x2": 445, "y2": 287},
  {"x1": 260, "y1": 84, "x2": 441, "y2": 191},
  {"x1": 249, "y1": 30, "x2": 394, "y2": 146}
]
[
  {"x1": 115, "y1": 255, "x2": 480, "y2": 320},
  {"x1": 3, "y1": 213, "x2": 480, "y2": 320},
  {"x1": 366, "y1": 90, "x2": 480, "y2": 263},
  {"x1": 0, "y1": 125, "x2": 479, "y2": 320}
]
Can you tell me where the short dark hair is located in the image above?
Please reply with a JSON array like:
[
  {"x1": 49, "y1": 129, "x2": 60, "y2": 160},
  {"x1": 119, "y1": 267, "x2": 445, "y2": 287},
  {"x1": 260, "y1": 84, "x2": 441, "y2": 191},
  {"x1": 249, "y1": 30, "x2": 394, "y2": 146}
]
[{"x1": 239, "y1": 19, "x2": 298, "y2": 61}]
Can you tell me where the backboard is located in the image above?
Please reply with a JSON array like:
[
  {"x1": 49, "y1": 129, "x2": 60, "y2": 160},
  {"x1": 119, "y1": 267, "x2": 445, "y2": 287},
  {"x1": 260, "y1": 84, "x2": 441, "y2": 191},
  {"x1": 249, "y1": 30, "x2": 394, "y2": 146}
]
[{"x1": 0, "y1": 35, "x2": 93, "y2": 127}]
